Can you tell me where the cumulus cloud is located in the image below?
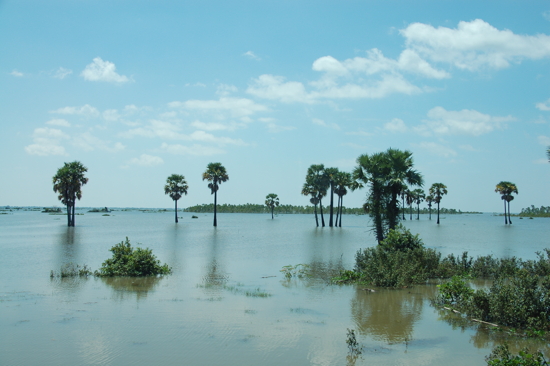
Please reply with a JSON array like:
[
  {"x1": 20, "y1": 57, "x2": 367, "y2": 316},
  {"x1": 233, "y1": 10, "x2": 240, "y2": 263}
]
[
  {"x1": 536, "y1": 98, "x2": 550, "y2": 111},
  {"x1": 538, "y1": 135, "x2": 550, "y2": 146},
  {"x1": 103, "y1": 109, "x2": 120, "y2": 121},
  {"x1": 53, "y1": 67, "x2": 72, "y2": 79},
  {"x1": 384, "y1": 118, "x2": 408, "y2": 133},
  {"x1": 216, "y1": 84, "x2": 238, "y2": 96},
  {"x1": 401, "y1": 19, "x2": 550, "y2": 71},
  {"x1": 46, "y1": 119, "x2": 71, "y2": 127},
  {"x1": 247, "y1": 75, "x2": 315, "y2": 103},
  {"x1": 413, "y1": 141, "x2": 457, "y2": 157},
  {"x1": 81, "y1": 57, "x2": 130, "y2": 83},
  {"x1": 50, "y1": 104, "x2": 100, "y2": 118},
  {"x1": 128, "y1": 154, "x2": 163, "y2": 166},
  {"x1": 122, "y1": 120, "x2": 185, "y2": 140},
  {"x1": 416, "y1": 106, "x2": 514, "y2": 136},
  {"x1": 190, "y1": 120, "x2": 245, "y2": 131},
  {"x1": 72, "y1": 132, "x2": 125, "y2": 152},
  {"x1": 10, "y1": 70, "x2": 24, "y2": 77},
  {"x1": 25, "y1": 127, "x2": 69, "y2": 156},
  {"x1": 161, "y1": 143, "x2": 225, "y2": 156}
]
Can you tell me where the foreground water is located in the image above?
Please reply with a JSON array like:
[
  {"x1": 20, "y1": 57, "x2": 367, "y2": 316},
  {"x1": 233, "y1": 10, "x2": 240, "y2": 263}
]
[{"x1": 1, "y1": 210, "x2": 549, "y2": 365}]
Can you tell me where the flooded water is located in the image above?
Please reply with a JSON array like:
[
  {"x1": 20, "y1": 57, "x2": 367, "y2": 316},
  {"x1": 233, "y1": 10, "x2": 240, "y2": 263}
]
[{"x1": 1, "y1": 210, "x2": 549, "y2": 365}]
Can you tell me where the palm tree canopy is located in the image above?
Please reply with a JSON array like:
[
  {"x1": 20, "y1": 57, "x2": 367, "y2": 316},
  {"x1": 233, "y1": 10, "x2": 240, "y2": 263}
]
[
  {"x1": 265, "y1": 193, "x2": 280, "y2": 208},
  {"x1": 202, "y1": 162, "x2": 229, "y2": 194},
  {"x1": 412, "y1": 188, "x2": 425, "y2": 204},
  {"x1": 495, "y1": 181, "x2": 518, "y2": 198},
  {"x1": 164, "y1": 174, "x2": 188, "y2": 201},
  {"x1": 429, "y1": 183, "x2": 448, "y2": 203},
  {"x1": 53, "y1": 161, "x2": 88, "y2": 205}
]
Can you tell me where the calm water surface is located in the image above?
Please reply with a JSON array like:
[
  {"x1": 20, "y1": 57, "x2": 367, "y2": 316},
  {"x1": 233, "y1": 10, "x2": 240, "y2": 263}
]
[{"x1": 1, "y1": 210, "x2": 549, "y2": 365}]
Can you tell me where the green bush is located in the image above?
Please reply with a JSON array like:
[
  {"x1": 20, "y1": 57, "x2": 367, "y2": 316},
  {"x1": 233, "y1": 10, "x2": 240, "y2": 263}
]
[
  {"x1": 486, "y1": 344, "x2": 548, "y2": 366},
  {"x1": 354, "y1": 226, "x2": 441, "y2": 287},
  {"x1": 95, "y1": 237, "x2": 172, "y2": 277}
]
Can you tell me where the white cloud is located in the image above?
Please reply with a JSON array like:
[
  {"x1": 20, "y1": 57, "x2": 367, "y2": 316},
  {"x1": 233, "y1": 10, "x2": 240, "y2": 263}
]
[
  {"x1": 538, "y1": 135, "x2": 550, "y2": 146},
  {"x1": 50, "y1": 104, "x2": 100, "y2": 118},
  {"x1": 190, "y1": 120, "x2": 245, "y2": 131},
  {"x1": 46, "y1": 119, "x2": 71, "y2": 127},
  {"x1": 544, "y1": 11, "x2": 550, "y2": 21},
  {"x1": 401, "y1": 19, "x2": 550, "y2": 71},
  {"x1": 161, "y1": 143, "x2": 225, "y2": 156},
  {"x1": 25, "y1": 127, "x2": 69, "y2": 156},
  {"x1": 53, "y1": 67, "x2": 72, "y2": 79},
  {"x1": 169, "y1": 97, "x2": 268, "y2": 119},
  {"x1": 413, "y1": 141, "x2": 457, "y2": 157},
  {"x1": 128, "y1": 154, "x2": 163, "y2": 166},
  {"x1": 103, "y1": 109, "x2": 120, "y2": 121},
  {"x1": 122, "y1": 120, "x2": 185, "y2": 140},
  {"x1": 243, "y1": 51, "x2": 261, "y2": 60},
  {"x1": 346, "y1": 130, "x2": 373, "y2": 137},
  {"x1": 10, "y1": 70, "x2": 24, "y2": 77},
  {"x1": 81, "y1": 57, "x2": 130, "y2": 83},
  {"x1": 536, "y1": 98, "x2": 550, "y2": 111},
  {"x1": 312, "y1": 118, "x2": 340, "y2": 130},
  {"x1": 216, "y1": 84, "x2": 238, "y2": 96},
  {"x1": 72, "y1": 132, "x2": 125, "y2": 152},
  {"x1": 384, "y1": 118, "x2": 408, "y2": 133},
  {"x1": 184, "y1": 82, "x2": 207, "y2": 87},
  {"x1": 416, "y1": 106, "x2": 514, "y2": 136},
  {"x1": 247, "y1": 74, "x2": 315, "y2": 103}
]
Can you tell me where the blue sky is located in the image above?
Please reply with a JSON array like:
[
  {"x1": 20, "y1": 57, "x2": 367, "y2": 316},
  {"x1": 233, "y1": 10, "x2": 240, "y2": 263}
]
[{"x1": 2, "y1": 0, "x2": 550, "y2": 212}]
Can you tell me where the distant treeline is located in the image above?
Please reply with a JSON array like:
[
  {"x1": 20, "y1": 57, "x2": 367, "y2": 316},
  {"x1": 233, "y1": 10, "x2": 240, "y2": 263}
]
[
  {"x1": 518, "y1": 205, "x2": 550, "y2": 217},
  {"x1": 185, "y1": 203, "x2": 365, "y2": 215},
  {"x1": 185, "y1": 203, "x2": 479, "y2": 215}
]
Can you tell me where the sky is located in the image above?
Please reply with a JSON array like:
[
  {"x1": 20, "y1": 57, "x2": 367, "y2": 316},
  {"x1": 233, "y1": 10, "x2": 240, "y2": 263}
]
[{"x1": 1, "y1": 0, "x2": 550, "y2": 212}]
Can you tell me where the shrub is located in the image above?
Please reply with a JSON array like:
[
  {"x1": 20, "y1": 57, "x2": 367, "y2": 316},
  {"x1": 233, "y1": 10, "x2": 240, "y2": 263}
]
[
  {"x1": 95, "y1": 237, "x2": 172, "y2": 277},
  {"x1": 486, "y1": 344, "x2": 548, "y2": 366}
]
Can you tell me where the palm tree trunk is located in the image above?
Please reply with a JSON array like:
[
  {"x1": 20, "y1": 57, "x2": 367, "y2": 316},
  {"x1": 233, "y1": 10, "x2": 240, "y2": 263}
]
[
  {"x1": 319, "y1": 198, "x2": 325, "y2": 227},
  {"x1": 175, "y1": 200, "x2": 178, "y2": 223},
  {"x1": 271, "y1": 206, "x2": 274, "y2": 219},
  {"x1": 503, "y1": 200, "x2": 508, "y2": 225},
  {"x1": 416, "y1": 203, "x2": 420, "y2": 220},
  {"x1": 437, "y1": 202, "x2": 440, "y2": 224},
  {"x1": 508, "y1": 201, "x2": 512, "y2": 224},
  {"x1": 213, "y1": 191, "x2": 217, "y2": 227},
  {"x1": 402, "y1": 195, "x2": 406, "y2": 220},
  {"x1": 409, "y1": 204, "x2": 413, "y2": 220},
  {"x1": 329, "y1": 185, "x2": 334, "y2": 227},
  {"x1": 71, "y1": 203, "x2": 75, "y2": 227},
  {"x1": 314, "y1": 204, "x2": 319, "y2": 227},
  {"x1": 66, "y1": 204, "x2": 71, "y2": 227},
  {"x1": 339, "y1": 196, "x2": 343, "y2": 227},
  {"x1": 335, "y1": 195, "x2": 340, "y2": 226}
]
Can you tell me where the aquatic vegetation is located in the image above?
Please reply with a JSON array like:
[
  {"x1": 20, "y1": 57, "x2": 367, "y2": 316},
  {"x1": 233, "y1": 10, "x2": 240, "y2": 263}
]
[
  {"x1": 280, "y1": 264, "x2": 311, "y2": 279},
  {"x1": 50, "y1": 263, "x2": 93, "y2": 278},
  {"x1": 346, "y1": 328, "x2": 361, "y2": 355},
  {"x1": 486, "y1": 344, "x2": 548, "y2": 365},
  {"x1": 95, "y1": 237, "x2": 171, "y2": 277}
]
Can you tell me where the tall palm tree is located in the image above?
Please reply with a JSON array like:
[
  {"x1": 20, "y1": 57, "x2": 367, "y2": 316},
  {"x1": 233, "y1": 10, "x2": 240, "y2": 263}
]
[
  {"x1": 265, "y1": 193, "x2": 279, "y2": 219},
  {"x1": 412, "y1": 188, "x2": 425, "y2": 220},
  {"x1": 405, "y1": 189, "x2": 414, "y2": 220},
  {"x1": 495, "y1": 181, "x2": 518, "y2": 225},
  {"x1": 324, "y1": 167, "x2": 339, "y2": 227},
  {"x1": 334, "y1": 171, "x2": 354, "y2": 227},
  {"x1": 425, "y1": 194, "x2": 433, "y2": 220},
  {"x1": 302, "y1": 179, "x2": 320, "y2": 227},
  {"x1": 429, "y1": 183, "x2": 448, "y2": 224},
  {"x1": 202, "y1": 162, "x2": 229, "y2": 227},
  {"x1": 164, "y1": 174, "x2": 188, "y2": 223},
  {"x1": 304, "y1": 164, "x2": 328, "y2": 227},
  {"x1": 53, "y1": 161, "x2": 88, "y2": 227},
  {"x1": 353, "y1": 148, "x2": 423, "y2": 243}
]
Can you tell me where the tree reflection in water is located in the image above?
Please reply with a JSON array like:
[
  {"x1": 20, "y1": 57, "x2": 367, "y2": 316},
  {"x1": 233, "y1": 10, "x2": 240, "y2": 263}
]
[
  {"x1": 351, "y1": 286, "x2": 435, "y2": 344},
  {"x1": 101, "y1": 276, "x2": 162, "y2": 301}
]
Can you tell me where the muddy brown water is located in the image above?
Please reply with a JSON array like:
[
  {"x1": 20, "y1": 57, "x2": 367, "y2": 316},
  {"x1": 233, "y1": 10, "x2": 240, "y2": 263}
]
[{"x1": 1, "y1": 210, "x2": 548, "y2": 365}]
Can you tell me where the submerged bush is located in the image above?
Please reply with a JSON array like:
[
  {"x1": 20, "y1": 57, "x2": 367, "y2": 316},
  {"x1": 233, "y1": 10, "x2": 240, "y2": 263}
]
[
  {"x1": 50, "y1": 263, "x2": 93, "y2": 278},
  {"x1": 353, "y1": 226, "x2": 441, "y2": 287},
  {"x1": 486, "y1": 344, "x2": 548, "y2": 366},
  {"x1": 95, "y1": 237, "x2": 171, "y2": 277}
]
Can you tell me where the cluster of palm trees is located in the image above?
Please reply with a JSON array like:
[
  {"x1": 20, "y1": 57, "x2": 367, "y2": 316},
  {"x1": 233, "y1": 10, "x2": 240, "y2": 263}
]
[
  {"x1": 302, "y1": 149, "x2": 449, "y2": 243},
  {"x1": 301, "y1": 164, "x2": 356, "y2": 228},
  {"x1": 495, "y1": 181, "x2": 518, "y2": 224},
  {"x1": 52, "y1": 161, "x2": 89, "y2": 227}
]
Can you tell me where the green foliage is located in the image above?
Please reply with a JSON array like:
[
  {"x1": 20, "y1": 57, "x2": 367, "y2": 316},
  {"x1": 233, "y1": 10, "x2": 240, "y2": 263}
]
[
  {"x1": 486, "y1": 344, "x2": 548, "y2": 366},
  {"x1": 185, "y1": 203, "x2": 365, "y2": 215},
  {"x1": 520, "y1": 205, "x2": 550, "y2": 217},
  {"x1": 354, "y1": 227, "x2": 440, "y2": 287},
  {"x1": 95, "y1": 237, "x2": 171, "y2": 277},
  {"x1": 280, "y1": 264, "x2": 311, "y2": 279},
  {"x1": 437, "y1": 275, "x2": 474, "y2": 306}
]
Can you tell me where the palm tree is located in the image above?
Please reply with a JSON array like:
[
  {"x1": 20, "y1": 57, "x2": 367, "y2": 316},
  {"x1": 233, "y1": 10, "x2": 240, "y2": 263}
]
[
  {"x1": 304, "y1": 164, "x2": 328, "y2": 227},
  {"x1": 334, "y1": 171, "x2": 354, "y2": 227},
  {"x1": 302, "y1": 179, "x2": 320, "y2": 227},
  {"x1": 425, "y1": 194, "x2": 433, "y2": 220},
  {"x1": 405, "y1": 189, "x2": 414, "y2": 220},
  {"x1": 429, "y1": 183, "x2": 448, "y2": 224},
  {"x1": 53, "y1": 161, "x2": 88, "y2": 227},
  {"x1": 353, "y1": 148, "x2": 423, "y2": 243},
  {"x1": 202, "y1": 162, "x2": 229, "y2": 227},
  {"x1": 495, "y1": 181, "x2": 518, "y2": 225},
  {"x1": 412, "y1": 188, "x2": 425, "y2": 220},
  {"x1": 164, "y1": 174, "x2": 188, "y2": 223},
  {"x1": 265, "y1": 193, "x2": 279, "y2": 219},
  {"x1": 324, "y1": 167, "x2": 339, "y2": 227}
]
